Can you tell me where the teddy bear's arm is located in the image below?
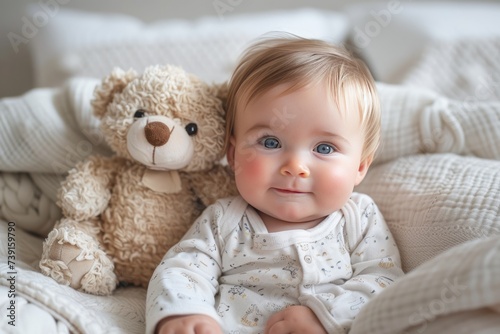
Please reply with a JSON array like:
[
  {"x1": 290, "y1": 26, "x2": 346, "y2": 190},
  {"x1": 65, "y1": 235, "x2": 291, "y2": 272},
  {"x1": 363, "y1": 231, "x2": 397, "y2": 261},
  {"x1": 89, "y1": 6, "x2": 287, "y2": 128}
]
[
  {"x1": 57, "y1": 155, "x2": 123, "y2": 221},
  {"x1": 190, "y1": 163, "x2": 238, "y2": 207}
]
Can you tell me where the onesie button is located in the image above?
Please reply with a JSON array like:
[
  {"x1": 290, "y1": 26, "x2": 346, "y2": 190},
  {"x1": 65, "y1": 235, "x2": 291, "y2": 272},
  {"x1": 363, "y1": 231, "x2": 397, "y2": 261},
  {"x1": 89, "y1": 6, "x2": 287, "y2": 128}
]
[{"x1": 304, "y1": 255, "x2": 312, "y2": 264}]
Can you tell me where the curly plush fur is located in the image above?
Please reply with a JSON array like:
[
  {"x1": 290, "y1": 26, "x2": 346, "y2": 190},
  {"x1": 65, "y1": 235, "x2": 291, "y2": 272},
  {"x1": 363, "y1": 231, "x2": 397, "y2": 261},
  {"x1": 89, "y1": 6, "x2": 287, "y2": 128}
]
[{"x1": 39, "y1": 65, "x2": 237, "y2": 295}]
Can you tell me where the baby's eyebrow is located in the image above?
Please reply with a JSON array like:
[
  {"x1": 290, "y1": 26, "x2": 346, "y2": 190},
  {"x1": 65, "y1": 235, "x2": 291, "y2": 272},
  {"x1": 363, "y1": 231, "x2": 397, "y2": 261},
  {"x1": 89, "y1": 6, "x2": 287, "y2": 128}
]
[
  {"x1": 246, "y1": 123, "x2": 274, "y2": 133},
  {"x1": 317, "y1": 130, "x2": 351, "y2": 146},
  {"x1": 236, "y1": 124, "x2": 273, "y2": 144}
]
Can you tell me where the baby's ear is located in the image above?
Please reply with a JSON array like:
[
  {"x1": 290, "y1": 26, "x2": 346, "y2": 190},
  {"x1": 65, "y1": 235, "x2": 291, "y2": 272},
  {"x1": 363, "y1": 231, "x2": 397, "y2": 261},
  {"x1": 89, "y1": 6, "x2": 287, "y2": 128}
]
[
  {"x1": 91, "y1": 67, "x2": 138, "y2": 119},
  {"x1": 355, "y1": 155, "x2": 373, "y2": 186},
  {"x1": 226, "y1": 136, "x2": 236, "y2": 172}
]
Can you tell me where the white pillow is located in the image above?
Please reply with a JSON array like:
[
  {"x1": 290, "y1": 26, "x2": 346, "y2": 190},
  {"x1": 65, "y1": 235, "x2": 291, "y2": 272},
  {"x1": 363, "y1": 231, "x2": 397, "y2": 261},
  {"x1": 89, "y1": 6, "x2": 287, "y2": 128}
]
[
  {"x1": 356, "y1": 153, "x2": 500, "y2": 272},
  {"x1": 345, "y1": 2, "x2": 500, "y2": 83},
  {"x1": 28, "y1": 7, "x2": 349, "y2": 87},
  {"x1": 401, "y1": 37, "x2": 500, "y2": 100}
]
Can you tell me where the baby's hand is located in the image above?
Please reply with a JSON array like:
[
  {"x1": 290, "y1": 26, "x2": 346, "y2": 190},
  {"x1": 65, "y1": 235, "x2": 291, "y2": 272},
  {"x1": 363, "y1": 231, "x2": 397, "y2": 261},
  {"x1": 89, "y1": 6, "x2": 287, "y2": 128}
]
[
  {"x1": 155, "y1": 314, "x2": 222, "y2": 334},
  {"x1": 264, "y1": 305, "x2": 327, "y2": 334}
]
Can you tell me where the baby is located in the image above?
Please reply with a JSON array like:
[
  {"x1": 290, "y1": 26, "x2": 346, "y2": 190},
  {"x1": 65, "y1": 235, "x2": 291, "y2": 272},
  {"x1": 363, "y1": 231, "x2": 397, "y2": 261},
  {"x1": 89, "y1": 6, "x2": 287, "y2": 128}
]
[{"x1": 146, "y1": 35, "x2": 403, "y2": 334}]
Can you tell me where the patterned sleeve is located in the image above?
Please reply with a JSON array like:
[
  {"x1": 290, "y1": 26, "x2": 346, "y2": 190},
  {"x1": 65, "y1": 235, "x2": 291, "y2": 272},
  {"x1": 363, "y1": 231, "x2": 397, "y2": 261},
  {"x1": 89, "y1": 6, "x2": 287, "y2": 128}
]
[
  {"x1": 301, "y1": 194, "x2": 404, "y2": 333},
  {"x1": 145, "y1": 201, "x2": 226, "y2": 334}
]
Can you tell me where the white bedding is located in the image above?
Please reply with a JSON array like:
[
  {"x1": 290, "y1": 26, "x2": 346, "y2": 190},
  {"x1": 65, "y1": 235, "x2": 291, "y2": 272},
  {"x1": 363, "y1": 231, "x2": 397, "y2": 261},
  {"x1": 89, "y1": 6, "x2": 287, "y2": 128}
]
[
  {"x1": 1, "y1": 4, "x2": 500, "y2": 333},
  {"x1": 0, "y1": 223, "x2": 146, "y2": 334}
]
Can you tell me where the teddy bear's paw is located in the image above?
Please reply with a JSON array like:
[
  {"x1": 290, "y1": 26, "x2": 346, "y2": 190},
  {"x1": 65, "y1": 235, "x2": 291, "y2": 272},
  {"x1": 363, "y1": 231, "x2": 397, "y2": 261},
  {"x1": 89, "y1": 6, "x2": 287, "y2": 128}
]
[
  {"x1": 59, "y1": 184, "x2": 111, "y2": 220},
  {"x1": 40, "y1": 242, "x2": 94, "y2": 289},
  {"x1": 79, "y1": 250, "x2": 118, "y2": 296},
  {"x1": 40, "y1": 225, "x2": 117, "y2": 295}
]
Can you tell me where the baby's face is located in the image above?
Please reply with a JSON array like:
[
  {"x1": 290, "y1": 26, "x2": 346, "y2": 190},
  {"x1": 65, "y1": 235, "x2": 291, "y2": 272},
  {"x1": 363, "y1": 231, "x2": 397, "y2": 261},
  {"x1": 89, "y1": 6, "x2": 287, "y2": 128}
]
[{"x1": 227, "y1": 82, "x2": 370, "y2": 230}]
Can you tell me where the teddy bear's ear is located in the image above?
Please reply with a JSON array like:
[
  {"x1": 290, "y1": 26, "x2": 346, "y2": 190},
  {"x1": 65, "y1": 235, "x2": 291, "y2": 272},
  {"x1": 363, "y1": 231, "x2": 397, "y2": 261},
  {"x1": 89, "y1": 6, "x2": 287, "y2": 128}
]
[
  {"x1": 211, "y1": 81, "x2": 229, "y2": 116},
  {"x1": 91, "y1": 67, "x2": 138, "y2": 118}
]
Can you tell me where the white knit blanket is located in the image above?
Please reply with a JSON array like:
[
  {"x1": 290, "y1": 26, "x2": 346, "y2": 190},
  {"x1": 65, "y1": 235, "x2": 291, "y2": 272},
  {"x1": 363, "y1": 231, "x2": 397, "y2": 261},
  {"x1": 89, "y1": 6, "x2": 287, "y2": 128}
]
[
  {"x1": 0, "y1": 222, "x2": 146, "y2": 334},
  {"x1": 0, "y1": 77, "x2": 111, "y2": 236},
  {"x1": 1, "y1": 38, "x2": 500, "y2": 333}
]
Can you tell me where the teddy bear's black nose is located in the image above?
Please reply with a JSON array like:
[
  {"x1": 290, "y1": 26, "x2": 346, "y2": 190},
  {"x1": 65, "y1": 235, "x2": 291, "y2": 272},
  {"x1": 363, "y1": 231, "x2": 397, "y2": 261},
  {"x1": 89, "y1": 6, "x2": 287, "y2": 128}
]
[{"x1": 144, "y1": 121, "x2": 171, "y2": 146}]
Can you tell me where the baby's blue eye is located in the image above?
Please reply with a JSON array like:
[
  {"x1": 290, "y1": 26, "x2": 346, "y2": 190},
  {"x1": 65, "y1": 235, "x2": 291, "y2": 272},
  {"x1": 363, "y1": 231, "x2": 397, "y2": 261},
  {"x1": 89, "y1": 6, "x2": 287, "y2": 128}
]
[
  {"x1": 260, "y1": 137, "x2": 281, "y2": 149},
  {"x1": 314, "y1": 143, "x2": 335, "y2": 155}
]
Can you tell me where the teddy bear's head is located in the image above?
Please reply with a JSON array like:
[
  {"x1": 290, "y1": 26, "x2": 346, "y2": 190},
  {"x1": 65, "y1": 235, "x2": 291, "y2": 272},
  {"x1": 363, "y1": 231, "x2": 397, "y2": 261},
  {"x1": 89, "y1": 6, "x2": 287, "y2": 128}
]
[{"x1": 91, "y1": 65, "x2": 227, "y2": 172}]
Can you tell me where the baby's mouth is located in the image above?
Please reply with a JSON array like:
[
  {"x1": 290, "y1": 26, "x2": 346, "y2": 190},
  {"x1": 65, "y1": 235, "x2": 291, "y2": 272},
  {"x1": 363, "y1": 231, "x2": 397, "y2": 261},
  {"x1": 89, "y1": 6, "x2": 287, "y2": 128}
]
[{"x1": 273, "y1": 188, "x2": 306, "y2": 194}]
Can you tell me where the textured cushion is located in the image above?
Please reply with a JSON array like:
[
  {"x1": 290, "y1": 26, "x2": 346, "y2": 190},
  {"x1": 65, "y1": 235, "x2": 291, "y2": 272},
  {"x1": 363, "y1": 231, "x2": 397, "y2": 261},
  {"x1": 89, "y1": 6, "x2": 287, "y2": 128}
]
[
  {"x1": 350, "y1": 234, "x2": 500, "y2": 334},
  {"x1": 346, "y1": 2, "x2": 500, "y2": 83},
  {"x1": 356, "y1": 153, "x2": 500, "y2": 272},
  {"x1": 28, "y1": 7, "x2": 349, "y2": 87},
  {"x1": 401, "y1": 37, "x2": 500, "y2": 100}
]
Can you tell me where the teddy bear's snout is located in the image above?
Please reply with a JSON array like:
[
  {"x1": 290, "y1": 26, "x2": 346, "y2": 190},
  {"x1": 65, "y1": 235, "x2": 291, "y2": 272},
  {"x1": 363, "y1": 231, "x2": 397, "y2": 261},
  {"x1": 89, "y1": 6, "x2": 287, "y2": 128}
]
[{"x1": 144, "y1": 121, "x2": 172, "y2": 146}]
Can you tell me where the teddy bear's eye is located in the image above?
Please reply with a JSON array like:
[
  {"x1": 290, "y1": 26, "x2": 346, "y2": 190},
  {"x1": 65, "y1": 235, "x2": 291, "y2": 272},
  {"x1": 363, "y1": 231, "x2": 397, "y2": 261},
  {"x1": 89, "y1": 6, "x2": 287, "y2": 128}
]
[
  {"x1": 134, "y1": 109, "x2": 146, "y2": 118},
  {"x1": 185, "y1": 123, "x2": 198, "y2": 136}
]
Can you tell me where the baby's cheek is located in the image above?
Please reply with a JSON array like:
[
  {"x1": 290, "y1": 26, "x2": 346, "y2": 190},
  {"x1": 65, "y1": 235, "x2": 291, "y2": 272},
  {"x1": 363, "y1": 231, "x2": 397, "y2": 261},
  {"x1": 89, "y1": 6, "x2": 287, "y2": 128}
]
[
  {"x1": 316, "y1": 166, "x2": 355, "y2": 200},
  {"x1": 234, "y1": 155, "x2": 268, "y2": 199},
  {"x1": 235, "y1": 154, "x2": 266, "y2": 180}
]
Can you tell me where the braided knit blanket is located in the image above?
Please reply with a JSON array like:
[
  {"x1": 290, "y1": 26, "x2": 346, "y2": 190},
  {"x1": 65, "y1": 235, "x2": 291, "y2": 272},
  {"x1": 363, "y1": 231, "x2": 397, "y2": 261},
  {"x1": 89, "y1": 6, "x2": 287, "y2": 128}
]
[{"x1": 0, "y1": 77, "x2": 111, "y2": 236}]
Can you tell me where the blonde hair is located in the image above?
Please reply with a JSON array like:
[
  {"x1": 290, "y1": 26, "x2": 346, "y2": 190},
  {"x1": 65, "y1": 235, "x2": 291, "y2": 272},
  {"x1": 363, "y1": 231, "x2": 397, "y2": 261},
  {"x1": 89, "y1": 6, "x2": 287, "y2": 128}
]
[{"x1": 224, "y1": 34, "x2": 380, "y2": 163}]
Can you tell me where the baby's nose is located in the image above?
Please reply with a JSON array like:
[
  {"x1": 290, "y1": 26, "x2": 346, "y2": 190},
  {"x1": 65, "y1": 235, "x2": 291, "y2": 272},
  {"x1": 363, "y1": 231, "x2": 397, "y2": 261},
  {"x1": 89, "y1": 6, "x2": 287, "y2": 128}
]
[{"x1": 280, "y1": 161, "x2": 310, "y2": 178}]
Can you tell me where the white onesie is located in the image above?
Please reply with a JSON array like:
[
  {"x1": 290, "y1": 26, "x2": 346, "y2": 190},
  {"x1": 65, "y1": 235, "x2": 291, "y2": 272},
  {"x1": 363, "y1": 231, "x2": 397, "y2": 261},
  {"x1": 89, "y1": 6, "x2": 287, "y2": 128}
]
[{"x1": 146, "y1": 193, "x2": 403, "y2": 333}]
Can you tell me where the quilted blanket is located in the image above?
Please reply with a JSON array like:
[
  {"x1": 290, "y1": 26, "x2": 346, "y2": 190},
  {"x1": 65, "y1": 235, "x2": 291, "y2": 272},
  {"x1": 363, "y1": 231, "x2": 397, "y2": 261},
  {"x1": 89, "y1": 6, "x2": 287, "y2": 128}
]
[{"x1": 1, "y1": 37, "x2": 500, "y2": 333}]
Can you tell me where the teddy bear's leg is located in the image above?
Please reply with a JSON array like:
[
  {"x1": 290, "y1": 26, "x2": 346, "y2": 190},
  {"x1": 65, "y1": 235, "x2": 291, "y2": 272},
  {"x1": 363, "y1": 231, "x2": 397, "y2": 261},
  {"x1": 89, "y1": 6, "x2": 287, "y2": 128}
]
[{"x1": 40, "y1": 217, "x2": 118, "y2": 295}]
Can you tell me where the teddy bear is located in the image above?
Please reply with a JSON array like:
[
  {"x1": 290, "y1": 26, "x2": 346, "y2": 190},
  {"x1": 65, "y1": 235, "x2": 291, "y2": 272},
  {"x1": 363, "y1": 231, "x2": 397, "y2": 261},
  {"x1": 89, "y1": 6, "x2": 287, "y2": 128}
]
[{"x1": 39, "y1": 65, "x2": 237, "y2": 295}]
